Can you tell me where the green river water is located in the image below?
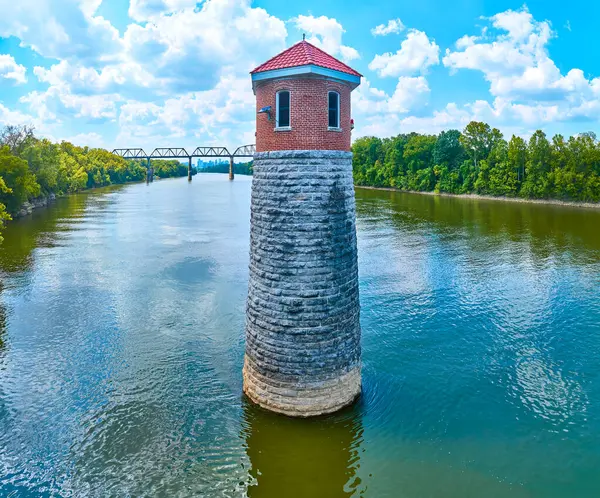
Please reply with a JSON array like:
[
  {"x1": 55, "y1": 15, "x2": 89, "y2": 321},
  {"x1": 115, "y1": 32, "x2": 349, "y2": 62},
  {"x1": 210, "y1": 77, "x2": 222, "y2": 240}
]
[{"x1": 0, "y1": 174, "x2": 599, "y2": 497}]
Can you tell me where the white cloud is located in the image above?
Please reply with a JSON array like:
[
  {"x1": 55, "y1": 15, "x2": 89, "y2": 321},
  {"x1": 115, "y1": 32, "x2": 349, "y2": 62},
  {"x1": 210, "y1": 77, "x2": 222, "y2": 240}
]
[
  {"x1": 443, "y1": 8, "x2": 549, "y2": 79},
  {"x1": 124, "y1": 0, "x2": 287, "y2": 92},
  {"x1": 339, "y1": 45, "x2": 360, "y2": 62},
  {"x1": 369, "y1": 29, "x2": 440, "y2": 77},
  {"x1": 467, "y1": 97, "x2": 562, "y2": 126},
  {"x1": 352, "y1": 75, "x2": 431, "y2": 135},
  {"x1": 65, "y1": 131, "x2": 105, "y2": 148},
  {"x1": 0, "y1": 54, "x2": 27, "y2": 84},
  {"x1": 21, "y1": 87, "x2": 119, "y2": 121},
  {"x1": 0, "y1": 0, "x2": 122, "y2": 64},
  {"x1": 0, "y1": 102, "x2": 56, "y2": 139},
  {"x1": 371, "y1": 18, "x2": 405, "y2": 36},
  {"x1": 437, "y1": 6, "x2": 600, "y2": 134},
  {"x1": 0, "y1": 0, "x2": 291, "y2": 149},
  {"x1": 293, "y1": 15, "x2": 360, "y2": 62},
  {"x1": 15, "y1": 0, "x2": 287, "y2": 146},
  {"x1": 1, "y1": 0, "x2": 287, "y2": 86},
  {"x1": 128, "y1": 0, "x2": 199, "y2": 21},
  {"x1": 455, "y1": 35, "x2": 479, "y2": 50},
  {"x1": 357, "y1": 102, "x2": 471, "y2": 137},
  {"x1": 491, "y1": 8, "x2": 536, "y2": 41},
  {"x1": 387, "y1": 77, "x2": 430, "y2": 113},
  {"x1": 34, "y1": 60, "x2": 155, "y2": 97},
  {"x1": 116, "y1": 71, "x2": 255, "y2": 149},
  {"x1": 78, "y1": 0, "x2": 102, "y2": 16},
  {"x1": 1, "y1": 0, "x2": 598, "y2": 148},
  {"x1": 352, "y1": 77, "x2": 388, "y2": 115},
  {"x1": 352, "y1": 97, "x2": 552, "y2": 139},
  {"x1": 443, "y1": 6, "x2": 598, "y2": 105},
  {"x1": 0, "y1": 103, "x2": 37, "y2": 127}
]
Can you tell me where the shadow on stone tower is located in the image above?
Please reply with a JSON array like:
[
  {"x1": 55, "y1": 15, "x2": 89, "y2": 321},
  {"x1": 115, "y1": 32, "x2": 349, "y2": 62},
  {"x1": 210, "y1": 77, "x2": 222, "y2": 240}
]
[{"x1": 243, "y1": 40, "x2": 363, "y2": 417}]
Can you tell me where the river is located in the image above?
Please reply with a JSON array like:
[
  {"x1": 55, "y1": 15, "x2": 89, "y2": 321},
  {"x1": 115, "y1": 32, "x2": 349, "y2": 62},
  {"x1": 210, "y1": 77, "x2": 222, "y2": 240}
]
[{"x1": 0, "y1": 175, "x2": 599, "y2": 497}]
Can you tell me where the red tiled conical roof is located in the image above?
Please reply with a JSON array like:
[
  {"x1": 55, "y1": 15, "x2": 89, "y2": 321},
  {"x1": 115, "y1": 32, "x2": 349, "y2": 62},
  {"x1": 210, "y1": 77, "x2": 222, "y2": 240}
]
[{"x1": 251, "y1": 40, "x2": 362, "y2": 77}]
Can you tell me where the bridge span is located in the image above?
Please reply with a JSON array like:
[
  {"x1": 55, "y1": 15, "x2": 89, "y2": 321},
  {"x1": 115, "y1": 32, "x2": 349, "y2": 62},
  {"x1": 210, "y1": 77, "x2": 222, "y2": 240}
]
[{"x1": 111, "y1": 144, "x2": 256, "y2": 181}]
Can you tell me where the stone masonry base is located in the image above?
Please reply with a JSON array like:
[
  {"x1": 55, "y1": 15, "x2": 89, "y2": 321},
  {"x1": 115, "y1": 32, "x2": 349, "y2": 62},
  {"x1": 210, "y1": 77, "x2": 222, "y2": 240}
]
[{"x1": 243, "y1": 150, "x2": 361, "y2": 417}]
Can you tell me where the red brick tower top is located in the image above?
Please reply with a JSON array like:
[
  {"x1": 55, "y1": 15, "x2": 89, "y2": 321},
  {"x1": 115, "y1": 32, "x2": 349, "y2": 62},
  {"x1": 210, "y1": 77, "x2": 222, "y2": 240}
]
[{"x1": 251, "y1": 40, "x2": 362, "y2": 152}]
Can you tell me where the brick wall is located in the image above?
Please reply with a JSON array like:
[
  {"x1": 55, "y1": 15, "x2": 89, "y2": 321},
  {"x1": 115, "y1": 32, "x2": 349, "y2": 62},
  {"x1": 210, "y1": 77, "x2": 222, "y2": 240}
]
[{"x1": 255, "y1": 78, "x2": 353, "y2": 152}]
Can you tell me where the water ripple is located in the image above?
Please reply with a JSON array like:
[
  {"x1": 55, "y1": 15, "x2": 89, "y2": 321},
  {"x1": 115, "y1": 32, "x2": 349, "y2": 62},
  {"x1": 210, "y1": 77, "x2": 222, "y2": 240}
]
[{"x1": 0, "y1": 180, "x2": 599, "y2": 496}]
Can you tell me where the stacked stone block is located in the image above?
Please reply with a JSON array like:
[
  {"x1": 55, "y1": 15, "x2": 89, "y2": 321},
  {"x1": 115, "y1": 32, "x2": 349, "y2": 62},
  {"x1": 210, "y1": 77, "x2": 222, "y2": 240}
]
[{"x1": 243, "y1": 150, "x2": 361, "y2": 417}]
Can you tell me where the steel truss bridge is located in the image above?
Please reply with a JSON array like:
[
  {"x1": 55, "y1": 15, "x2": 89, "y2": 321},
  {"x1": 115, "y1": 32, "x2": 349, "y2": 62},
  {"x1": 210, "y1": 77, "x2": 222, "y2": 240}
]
[{"x1": 111, "y1": 144, "x2": 256, "y2": 181}]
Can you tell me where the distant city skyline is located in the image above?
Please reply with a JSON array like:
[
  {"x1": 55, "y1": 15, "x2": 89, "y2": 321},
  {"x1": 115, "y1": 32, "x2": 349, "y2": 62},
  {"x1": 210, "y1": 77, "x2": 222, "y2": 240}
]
[{"x1": 0, "y1": 0, "x2": 598, "y2": 150}]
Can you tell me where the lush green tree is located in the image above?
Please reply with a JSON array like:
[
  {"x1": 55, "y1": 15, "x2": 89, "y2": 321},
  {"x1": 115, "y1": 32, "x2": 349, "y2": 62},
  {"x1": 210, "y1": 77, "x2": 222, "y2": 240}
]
[
  {"x1": 57, "y1": 144, "x2": 87, "y2": 193},
  {"x1": 508, "y1": 135, "x2": 527, "y2": 185},
  {"x1": 0, "y1": 126, "x2": 184, "y2": 241},
  {"x1": 352, "y1": 136, "x2": 384, "y2": 185},
  {"x1": 549, "y1": 134, "x2": 571, "y2": 200},
  {"x1": 459, "y1": 121, "x2": 503, "y2": 170},
  {"x1": 522, "y1": 130, "x2": 552, "y2": 198},
  {"x1": 433, "y1": 165, "x2": 461, "y2": 194},
  {"x1": 147, "y1": 160, "x2": 188, "y2": 179},
  {"x1": 434, "y1": 129, "x2": 464, "y2": 170},
  {"x1": 350, "y1": 125, "x2": 600, "y2": 204},
  {"x1": 486, "y1": 140, "x2": 518, "y2": 196},
  {"x1": 20, "y1": 139, "x2": 60, "y2": 193},
  {"x1": 0, "y1": 125, "x2": 35, "y2": 156},
  {"x1": 404, "y1": 134, "x2": 436, "y2": 172},
  {"x1": 561, "y1": 134, "x2": 600, "y2": 201},
  {"x1": 379, "y1": 135, "x2": 409, "y2": 188},
  {"x1": 0, "y1": 146, "x2": 40, "y2": 214},
  {"x1": 402, "y1": 134, "x2": 436, "y2": 191},
  {"x1": 199, "y1": 161, "x2": 251, "y2": 175},
  {"x1": 0, "y1": 176, "x2": 12, "y2": 243}
]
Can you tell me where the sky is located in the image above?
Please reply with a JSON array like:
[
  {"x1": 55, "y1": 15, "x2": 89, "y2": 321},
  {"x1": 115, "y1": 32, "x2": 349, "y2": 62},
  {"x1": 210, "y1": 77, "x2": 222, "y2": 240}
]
[{"x1": 0, "y1": 0, "x2": 598, "y2": 152}]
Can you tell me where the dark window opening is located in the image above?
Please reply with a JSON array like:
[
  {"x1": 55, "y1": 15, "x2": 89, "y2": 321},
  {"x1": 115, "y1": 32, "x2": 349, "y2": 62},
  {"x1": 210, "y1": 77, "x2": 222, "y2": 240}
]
[
  {"x1": 328, "y1": 91, "x2": 340, "y2": 128},
  {"x1": 277, "y1": 91, "x2": 290, "y2": 127}
]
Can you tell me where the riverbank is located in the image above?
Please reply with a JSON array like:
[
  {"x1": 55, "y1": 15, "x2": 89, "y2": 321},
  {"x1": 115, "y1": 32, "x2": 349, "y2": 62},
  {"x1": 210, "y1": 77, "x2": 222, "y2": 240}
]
[
  {"x1": 11, "y1": 182, "x2": 138, "y2": 220},
  {"x1": 10, "y1": 175, "x2": 186, "y2": 221},
  {"x1": 355, "y1": 185, "x2": 600, "y2": 210},
  {"x1": 13, "y1": 193, "x2": 57, "y2": 219}
]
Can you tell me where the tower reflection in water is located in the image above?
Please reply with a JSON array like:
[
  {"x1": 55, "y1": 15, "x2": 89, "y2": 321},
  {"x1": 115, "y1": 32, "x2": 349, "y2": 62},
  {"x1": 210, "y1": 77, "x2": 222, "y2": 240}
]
[{"x1": 241, "y1": 399, "x2": 365, "y2": 497}]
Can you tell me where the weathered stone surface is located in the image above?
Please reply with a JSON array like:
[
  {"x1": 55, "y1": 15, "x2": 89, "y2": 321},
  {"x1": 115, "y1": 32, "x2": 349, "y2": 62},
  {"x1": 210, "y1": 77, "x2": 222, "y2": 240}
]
[
  {"x1": 243, "y1": 150, "x2": 361, "y2": 417},
  {"x1": 14, "y1": 193, "x2": 56, "y2": 218}
]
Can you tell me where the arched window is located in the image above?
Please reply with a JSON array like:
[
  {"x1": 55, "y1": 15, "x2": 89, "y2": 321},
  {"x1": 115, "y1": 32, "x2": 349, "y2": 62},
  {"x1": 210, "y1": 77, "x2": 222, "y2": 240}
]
[
  {"x1": 276, "y1": 90, "x2": 290, "y2": 128},
  {"x1": 328, "y1": 91, "x2": 340, "y2": 129}
]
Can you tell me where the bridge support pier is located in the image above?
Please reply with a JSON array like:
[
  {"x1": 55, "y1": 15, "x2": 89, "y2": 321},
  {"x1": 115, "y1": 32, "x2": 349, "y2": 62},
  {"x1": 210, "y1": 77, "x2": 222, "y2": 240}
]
[
  {"x1": 146, "y1": 158, "x2": 153, "y2": 183},
  {"x1": 229, "y1": 156, "x2": 234, "y2": 181},
  {"x1": 243, "y1": 150, "x2": 361, "y2": 417},
  {"x1": 188, "y1": 157, "x2": 193, "y2": 182}
]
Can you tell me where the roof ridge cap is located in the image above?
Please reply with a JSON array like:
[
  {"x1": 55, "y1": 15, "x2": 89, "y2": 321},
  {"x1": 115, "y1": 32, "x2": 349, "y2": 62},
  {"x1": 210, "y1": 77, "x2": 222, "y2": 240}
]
[
  {"x1": 250, "y1": 39, "x2": 363, "y2": 78},
  {"x1": 305, "y1": 41, "x2": 362, "y2": 76},
  {"x1": 303, "y1": 40, "x2": 313, "y2": 64}
]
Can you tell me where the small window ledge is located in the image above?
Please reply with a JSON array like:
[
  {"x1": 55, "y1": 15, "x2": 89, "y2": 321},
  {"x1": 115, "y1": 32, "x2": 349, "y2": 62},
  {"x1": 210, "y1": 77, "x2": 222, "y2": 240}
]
[
  {"x1": 275, "y1": 126, "x2": 292, "y2": 132},
  {"x1": 328, "y1": 127, "x2": 343, "y2": 132}
]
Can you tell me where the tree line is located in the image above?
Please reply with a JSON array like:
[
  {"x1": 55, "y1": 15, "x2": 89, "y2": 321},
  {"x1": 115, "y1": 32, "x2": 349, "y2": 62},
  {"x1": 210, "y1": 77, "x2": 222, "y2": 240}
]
[
  {"x1": 0, "y1": 125, "x2": 191, "y2": 241},
  {"x1": 2, "y1": 121, "x2": 599, "y2": 241},
  {"x1": 352, "y1": 122, "x2": 600, "y2": 202},
  {"x1": 198, "y1": 161, "x2": 253, "y2": 175},
  {"x1": 141, "y1": 159, "x2": 198, "y2": 179}
]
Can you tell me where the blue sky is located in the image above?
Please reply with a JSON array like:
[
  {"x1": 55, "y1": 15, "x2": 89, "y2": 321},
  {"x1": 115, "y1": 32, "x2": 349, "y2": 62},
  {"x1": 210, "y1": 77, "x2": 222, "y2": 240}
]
[{"x1": 0, "y1": 0, "x2": 598, "y2": 151}]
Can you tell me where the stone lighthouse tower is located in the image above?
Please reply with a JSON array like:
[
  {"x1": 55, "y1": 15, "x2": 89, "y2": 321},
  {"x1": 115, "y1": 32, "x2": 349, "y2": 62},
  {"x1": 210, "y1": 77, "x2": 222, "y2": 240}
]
[{"x1": 243, "y1": 40, "x2": 362, "y2": 417}]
